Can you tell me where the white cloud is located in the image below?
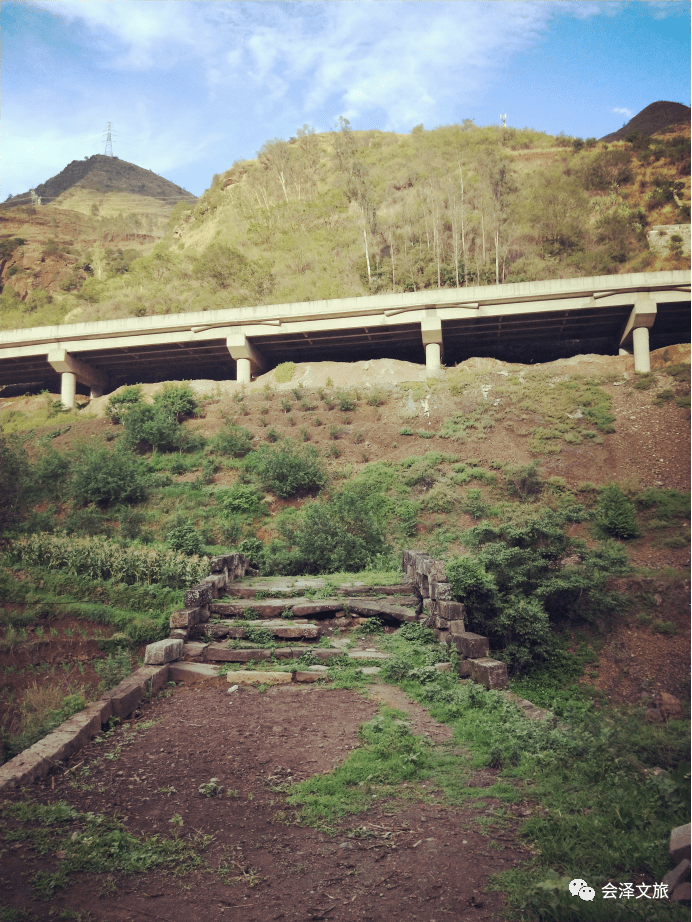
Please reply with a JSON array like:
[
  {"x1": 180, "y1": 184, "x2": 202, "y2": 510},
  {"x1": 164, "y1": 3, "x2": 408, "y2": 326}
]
[
  {"x1": 27, "y1": 1, "x2": 555, "y2": 130},
  {"x1": 612, "y1": 106, "x2": 634, "y2": 118}
]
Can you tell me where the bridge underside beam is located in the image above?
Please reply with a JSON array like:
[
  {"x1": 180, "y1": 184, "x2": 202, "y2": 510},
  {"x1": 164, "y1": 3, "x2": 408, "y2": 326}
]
[{"x1": 47, "y1": 348, "x2": 110, "y2": 407}]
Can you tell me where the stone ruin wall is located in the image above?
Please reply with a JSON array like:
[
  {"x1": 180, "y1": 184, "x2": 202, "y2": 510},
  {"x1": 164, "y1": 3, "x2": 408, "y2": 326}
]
[
  {"x1": 646, "y1": 223, "x2": 691, "y2": 257},
  {"x1": 402, "y1": 550, "x2": 508, "y2": 690}
]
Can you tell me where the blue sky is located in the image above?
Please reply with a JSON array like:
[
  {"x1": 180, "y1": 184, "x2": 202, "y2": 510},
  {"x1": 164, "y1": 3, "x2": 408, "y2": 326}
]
[{"x1": 3, "y1": 0, "x2": 690, "y2": 200}]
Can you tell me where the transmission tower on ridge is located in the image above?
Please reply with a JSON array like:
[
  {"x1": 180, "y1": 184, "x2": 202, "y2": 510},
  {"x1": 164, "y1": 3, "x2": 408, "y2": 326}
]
[
  {"x1": 500, "y1": 113, "x2": 507, "y2": 127},
  {"x1": 103, "y1": 122, "x2": 115, "y2": 156}
]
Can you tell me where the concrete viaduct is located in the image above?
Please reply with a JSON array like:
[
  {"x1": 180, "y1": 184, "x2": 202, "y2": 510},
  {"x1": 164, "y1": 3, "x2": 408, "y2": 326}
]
[{"x1": 0, "y1": 270, "x2": 689, "y2": 408}]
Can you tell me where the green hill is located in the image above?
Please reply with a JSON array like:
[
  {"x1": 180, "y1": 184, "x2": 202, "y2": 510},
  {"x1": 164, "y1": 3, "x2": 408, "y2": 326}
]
[{"x1": 0, "y1": 119, "x2": 689, "y2": 330}]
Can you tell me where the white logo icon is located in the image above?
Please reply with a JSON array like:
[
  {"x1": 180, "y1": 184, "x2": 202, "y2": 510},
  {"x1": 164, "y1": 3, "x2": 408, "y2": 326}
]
[
  {"x1": 569, "y1": 879, "x2": 588, "y2": 897},
  {"x1": 569, "y1": 879, "x2": 595, "y2": 901}
]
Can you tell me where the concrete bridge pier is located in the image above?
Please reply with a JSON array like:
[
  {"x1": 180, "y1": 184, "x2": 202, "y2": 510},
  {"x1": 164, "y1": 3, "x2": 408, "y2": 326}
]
[
  {"x1": 60, "y1": 372, "x2": 76, "y2": 409},
  {"x1": 632, "y1": 326, "x2": 652, "y2": 374},
  {"x1": 48, "y1": 348, "x2": 109, "y2": 409},
  {"x1": 620, "y1": 296, "x2": 657, "y2": 374},
  {"x1": 421, "y1": 314, "x2": 444, "y2": 374},
  {"x1": 227, "y1": 333, "x2": 266, "y2": 384}
]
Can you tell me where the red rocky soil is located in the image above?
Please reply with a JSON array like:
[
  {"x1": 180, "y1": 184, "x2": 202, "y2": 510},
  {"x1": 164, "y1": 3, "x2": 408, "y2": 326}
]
[{"x1": 1, "y1": 683, "x2": 533, "y2": 922}]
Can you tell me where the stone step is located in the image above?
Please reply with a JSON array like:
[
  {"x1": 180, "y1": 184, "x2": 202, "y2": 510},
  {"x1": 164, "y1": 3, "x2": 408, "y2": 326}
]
[
  {"x1": 200, "y1": 619, "x2": 322, "y2": 641},
  {"x1": 183, "y1": 643, "x2": 343, "y2": 664},
  {"x1": 223, "y1": 577, "x2": 415, "y2": 599},
  {"x1": 347, "y1": 600, "x2": 417, "y2": 623},
  {"x1": 210, "y1": 596, "x2": 418, "y2": 622}
]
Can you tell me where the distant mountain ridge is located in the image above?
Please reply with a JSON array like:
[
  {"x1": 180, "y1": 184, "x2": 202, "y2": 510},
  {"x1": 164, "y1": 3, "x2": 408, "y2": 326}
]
[
  {"x1": 22, "y1": 155, "x2": 196, "y2": 206},
  {"x1": 600, "y1": 101, "x2": 691, "y2": 142}
]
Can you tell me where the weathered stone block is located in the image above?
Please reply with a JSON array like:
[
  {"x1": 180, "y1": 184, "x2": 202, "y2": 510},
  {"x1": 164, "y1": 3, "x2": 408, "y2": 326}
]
[
  {"x1": 211, "y1": 600, "x2": 290, "y2": 618},
  {"x1": 470, "y1": 657, "x2": 509, "y2": 690},
  {"x1": 170, "y1": 629, "x2": 188, "y2": 641},
  {"x1": 458, "y1": 658, "x2": 473, "y2": 678},
  {"x1": 197, "y1": 576, "x2": 221, "y2": 599},
  {"x1": 184, "y1": 584, "x2": 212, "y2": 608},
  {"x1": 671, "y1": 823, "x2": 691, "y2": 864},
  {"x1": 457, "y1": 633, "x2": 489, "y2": 659},
  {"x1": 59, "y1": 705, "x2": 104, "y2": 748},
  {"x1": 144, "y1": 639, "x2": 183, "y2": 666},
  {"x1": 292, "y1": 601, "x2": 343, "y2": 617},
  {"x1": 0, "y1": 748, "x2": 49, "y2": 791},
  {"x1": 430, "y1": 580, "x2": 453, "y2": 601},
  {"x1": 170, "y1": 608, "x2": 202, "y2": 630},
  {"x1": 273, "y1": 625, "x2": 320, "y2": 640},
  {"x1": 437, "y1": 600, "x2": 465, "y2": 620},
  {"x1": 294, "y1": 671, "x2": 325, "y2": 683},
  {"x1": 672, "y1": 882, "x2": 691, "y2": 905},
  {"x1": 168, "y1": 662, "x2": 224, "y2": 685},
  {"x1": 183, "y1": 642, "x2": 209, "y2": 661},
  {"x1": 448, "y1": 620, "x2": 465, "y2": 638},
  {"x1": 206, "y1": 646, "x2": 271, "y2": 663},
  {"x1": 210, "y1": 555, "x2": 231, "y2": 573},
  {"x1": 228, "y1": 671, "x2": 292, "y2": 686},
  {"x1": 662, "y1": 859, "x2": 690, "y2": 894},
  {"x1": 105, "y1": 679, "x2": 145, "y2": 720},
  {"x1": 419, "y1": 557, "x2": 447, "y2": 583}
]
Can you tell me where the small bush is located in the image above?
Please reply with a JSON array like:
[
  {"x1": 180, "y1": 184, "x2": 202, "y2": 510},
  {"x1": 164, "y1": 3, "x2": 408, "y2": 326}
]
[
  {"x1": 94, "y1": 649, "x2": 132, "y2": 692},
  {"x1": 243, "y1": 440, "x2": 326, "y2": 498},
  {"x1": 166, "y1": 515, "x2": 203, "y2": 555},
  {"x1": 217, "y1": 484, "x2": 266, "y2": 518},
  {"x1": 652, "y1": 621, "x2": 677, "y2": 636},
  {"x1": 208, "y1": 423, "x2": 253, "y2": 457},
  {"x1": 633, "y1": 373, "x2": 655, "y2": 390},
  {"x1": 245, "y1": 624, "x2": 274, "y2": 646},
  {"x1": 366, "y1": 388, "x2": 387, "y2": 407},
  {"x1": 399, "y1": 427, "x2": 414, "y2": 436},
  {"x1": 274, "y1": 362, "x2": 296, "y2": 383},
  {"x1": 504, "y1": 461, "x2": 542, "y2": 498},
  {"x1": 418, "y1": 430, "x2": 435, "y2": 439},
  {"x1": 72, "y1": 446, "x2": 149, "y2": 507},
  {"x1": 106, "y1": 386, "x2": 144, "y2": 423},
  {"x1": 329, "y1": 425, "x2": 342, "y2": 440},
  {"x1": 596, "y1": 483, "x2": 640, "y2": 539},
  {"x1": 122, "y1": 404, "x2": 181, "y2": 452},
  {"x1": 336, "y1": 391, "x2": 356, "y2": 412}
]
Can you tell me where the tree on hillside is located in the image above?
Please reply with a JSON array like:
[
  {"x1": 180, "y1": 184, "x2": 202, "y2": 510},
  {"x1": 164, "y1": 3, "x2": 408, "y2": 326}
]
[
  {"x1": 333, "y1": 117, "x2": 377, "y2": 286},
  {"x1": 523, "y1": 170, "x2": 588, "y2": 257},
  {"x1": 258, "y1": 138, "x2": 293, "y2": 204}
]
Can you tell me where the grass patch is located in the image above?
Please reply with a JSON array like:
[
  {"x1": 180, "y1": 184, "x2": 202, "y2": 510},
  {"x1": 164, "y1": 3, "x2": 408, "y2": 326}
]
[
  {"x1": 0, "y1": 800, "x2": 212, "y2": 900},
  {"x1": 371, "y1": 631, "x2": 690, "y2": 921}
]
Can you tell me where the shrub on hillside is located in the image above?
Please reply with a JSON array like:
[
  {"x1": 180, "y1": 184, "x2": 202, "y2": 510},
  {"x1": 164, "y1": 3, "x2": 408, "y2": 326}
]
[
  {"x1": 166, "y1": 515, "x2": 203, "y2": 555},
  {"x1": 274, "y1": 362, "x2": 296, "y2": 383},
  {"x1": 217, "y1": 484, "x2": 266, "y2": 518},
  {"x1": 267, "y1": 487, "x2": 387, "y2": 574},
  {"x1": 596, "y1": 483, "x2": 640, "y2": 539},
  {"x1": 122, "y1": 404, "x2": 181, "y2": 452},
  {"x1": 243, "y1": 440, "x2": 326, "y2": 498},
  {"x1": 72, "y1": 446, "x2": 149, "y2": 507},
  {"x1": 106, "y1": 385, "x2": 144, "y2": 423},
  {"x1": 154, "y1": 382, "x2": 197, "y2": 421},
  {"x1": 206, "y1": 423, "x2": 253, "y2": 457},
  {"x1": 0, "y1": 435, "x2": 30, "y2": 532},
  {"x1": 448, "y1": 512, "x2": 630, "y2": 673}
]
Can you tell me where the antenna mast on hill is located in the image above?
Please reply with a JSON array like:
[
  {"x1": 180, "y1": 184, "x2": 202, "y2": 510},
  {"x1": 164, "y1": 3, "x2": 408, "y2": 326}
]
[
  {"x1": 500, "y1": 113, "x2": 507, "y2": 127},
  {"x1": 103, "y1": 122, "x2": 115, "y2": 156}
]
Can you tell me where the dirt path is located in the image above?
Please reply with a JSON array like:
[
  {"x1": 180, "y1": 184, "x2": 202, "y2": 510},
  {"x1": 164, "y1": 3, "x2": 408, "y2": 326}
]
[{"x1": 1, "y1": 682, "x2": 532, "y2": 922}]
